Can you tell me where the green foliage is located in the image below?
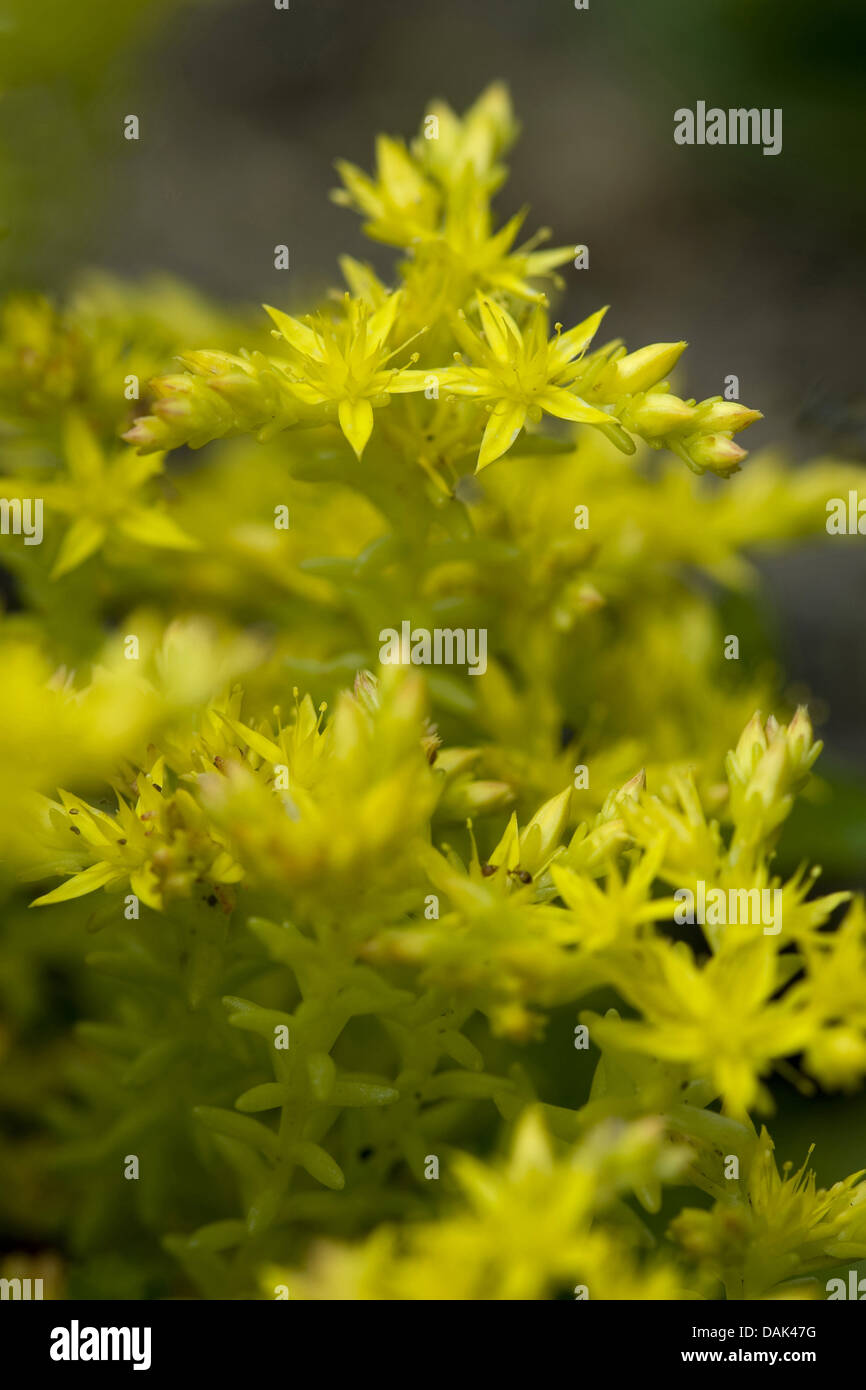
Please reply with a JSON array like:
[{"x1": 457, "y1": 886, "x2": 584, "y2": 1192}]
[{"x1": 2, "y1": 86, "x2": 866, "y2": 1302}]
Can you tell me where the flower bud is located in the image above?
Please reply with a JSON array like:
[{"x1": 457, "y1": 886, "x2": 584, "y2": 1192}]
[
  {"x1": 352, "y1": 669, "x2": 380, "y2": 714},
  {"x1": 440, "y1": 779, "x2": 515, "y2": 819},
  {"x1": 122, "y1": 416, "x2": 172, "y2": 452},
  {"x1": 622, "y1": 392, "x2": 695, "y2": 438},
  {"x1": 574, "y1": 582, "x2": 605, "y2": 612},
  {"x1": 432, "y1": 747, "x2": 479, "y2": 778},
  {"x1": 600, "y1": 342, "x2": 687, "y2": 400},
  {"x1": 616, "y1": 768, "x2": 646, "y2": 804},
  {"x1": 806, "y1": 1028, "x2": 866, "y2": 1090},
  {"x1": 518, "y1": 787, "x2": 571, "y2": 874},
  {"x1": 783, "y1": 706, "x2": 822, "y2": 782},
  {"x1": 743, "y1": 735, "x2": 787, "y2": 808},
  {"x1": 728, "y1": 712, "x2": 768, "y2": 785},
  {"x1": 177, "y1": 350, "x2": 236, "y2": 376},
  {"x1": 693, "y1": 399, "x2": 763, "y2": 433},
  {"x1": 685, "y1": 432, "x2": 747, "y2": 476}
]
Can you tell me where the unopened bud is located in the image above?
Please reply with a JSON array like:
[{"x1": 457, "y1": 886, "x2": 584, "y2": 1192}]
[
  {"x1": 685, "y1": 432, "x2": 747, "y2": 476},
  {"x1": 442, "y1": 779, "x2": 515, "y2": 819},
  {"x1": 177, "y1": 350, "x2": 236, "y2": 376},
  {"x1": 122, "y1": 417, "x2": 169, "y2": 451},
  {"x1": 574, "y1": 582, "x2": 605, "y2": 612},
  {"x1": 352, "y1": 670, "x2": 380, "y2": 713},
  {"x1": 744, "y1": 736, "x2": 788, "y2": 808},
  {"x1": 616, "y1": 768, "x2": 646, "y2": 804},
  {"x1": 730, "y1": 712, "x2": 768, "y2": 783},
  {"x1": 623, "y1": 391, "x2": 695, "y2": 437},
  {"x1": 784, "y1": 706, "x2": 821, "y2": 777},
  {"x1": 518, "y1": 787, "x2": 571, "y2": 874},
  {"x1": 600, "y1": 342, "x2": 688, "y2": 400},
  {"x1": 694, "y1": 399, "x2": 763, "y2": 434},
  {"x1": 433, "y1": 747, "x2": 479, "y2": 779}
]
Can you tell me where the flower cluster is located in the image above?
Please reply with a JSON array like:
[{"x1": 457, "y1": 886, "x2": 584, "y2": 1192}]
[
  {"x1": 126, "y1": 86, "x2": 761, "y2": 479},
  {"x1": 1, "y1": 87, "x2": 866, "y2": 1303}
]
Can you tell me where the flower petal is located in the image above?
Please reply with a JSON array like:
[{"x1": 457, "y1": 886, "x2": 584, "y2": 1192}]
[
  {"x1": 119, "y1": 508, "x2": 200, "y2": 551},
  {"x1": 477, "y1": 401, "x2": 527, "y2": 471},
  {"x1": 63, "y1": 413, "x2": 104, "y2": 485},
  {"x1": 477, "y1": 296, "x2": 522, "y2": 362},
  {"x1": 51, "y1": 518, "x2": 107, "y2": 579},
  {"x1": 337, "y1": 397, "x2": 375, "y2": 458},
  {"x1": 367, "y1": 292, "x2": 401, "y2": 352},
  {"x1": 536, "y1": 388, "x2": 610, "y2": 425},
  {"x1": 550, "y1": 307, "x2": 609, "y2": 367},
  {"x1": 263, "y1": 305, "x2": 322, "y2": 358},
  {"x1": 384, "y1": 368, "x2": 434, "y2": 394},
  {"x1": 30, "y1": 861, "x2": 123, "y2": 906}
]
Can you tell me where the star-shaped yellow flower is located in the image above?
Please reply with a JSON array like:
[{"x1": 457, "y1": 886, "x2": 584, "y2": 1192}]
[
  {"x1": 5, "y1": 412, "x2": 198, "y2": 579},
  {"x1": 439, "y1": 296, "x2": 612, "y2": 469},
  {"x1": 264, "y1": 291, "x2": 427, "y2": 459}
]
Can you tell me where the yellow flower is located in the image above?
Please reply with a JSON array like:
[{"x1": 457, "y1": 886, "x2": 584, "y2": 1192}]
[
  {"x1": 411, "y1": 83, "x2": 519, "y2": 193},
  {"x1": 366, "y1": 788, "x2": 588, "y2": 1038},
  {"x1": 725, "y1": 708, "x2": 823, "y2": 861},
  {"x1": 404, "y1": 198, "x2": 574, "y2": 316},
  {"x1": 129, "y1": 90, "x2": 762, "y2": 475},
  {"x1": 671, "y1": 1125, "x2": 866, "y2": 1298},
  {"x1": 263, "y1": 292, "x2": 427, "y2": 458},
  {"x1": 263, "y1": 1109, "x2": 686, "y2": 1300},
  {"x1": 10, "y1": 412, "x2": 198, "y2": 578},
  {"x1": 28, "y1": 753, "x2": 243, "y2": 914},
  {"x1": 332, "y1": 135, "x2": 441, "y2": 248},
  {"x1": 440, "y1": 296, "x2": 611, "y2": 469},
  {"x1": 336, "y1": 87, "x2": 570, "y2": 312},
  {"x1": 594, "y1": 936, "x2": 815, "y2": 1116},
  {"x1": 802, "y1": 900, "x2": 866, "y2": 1091}
]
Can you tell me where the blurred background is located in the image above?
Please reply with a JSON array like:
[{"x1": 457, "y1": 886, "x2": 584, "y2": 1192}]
[{"x1": 0, "y1": 0, "x2": 864, "y2": 1189}]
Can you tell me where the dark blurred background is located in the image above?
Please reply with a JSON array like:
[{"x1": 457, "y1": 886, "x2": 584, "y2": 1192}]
[{"x1": 1, "y1": 0, "x2": 864, "y2": 768}]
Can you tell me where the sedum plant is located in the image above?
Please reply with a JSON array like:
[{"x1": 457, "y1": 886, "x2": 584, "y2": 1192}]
[{"x1": 2, "y1": 86, "x2": 866, "y2": 1302}]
